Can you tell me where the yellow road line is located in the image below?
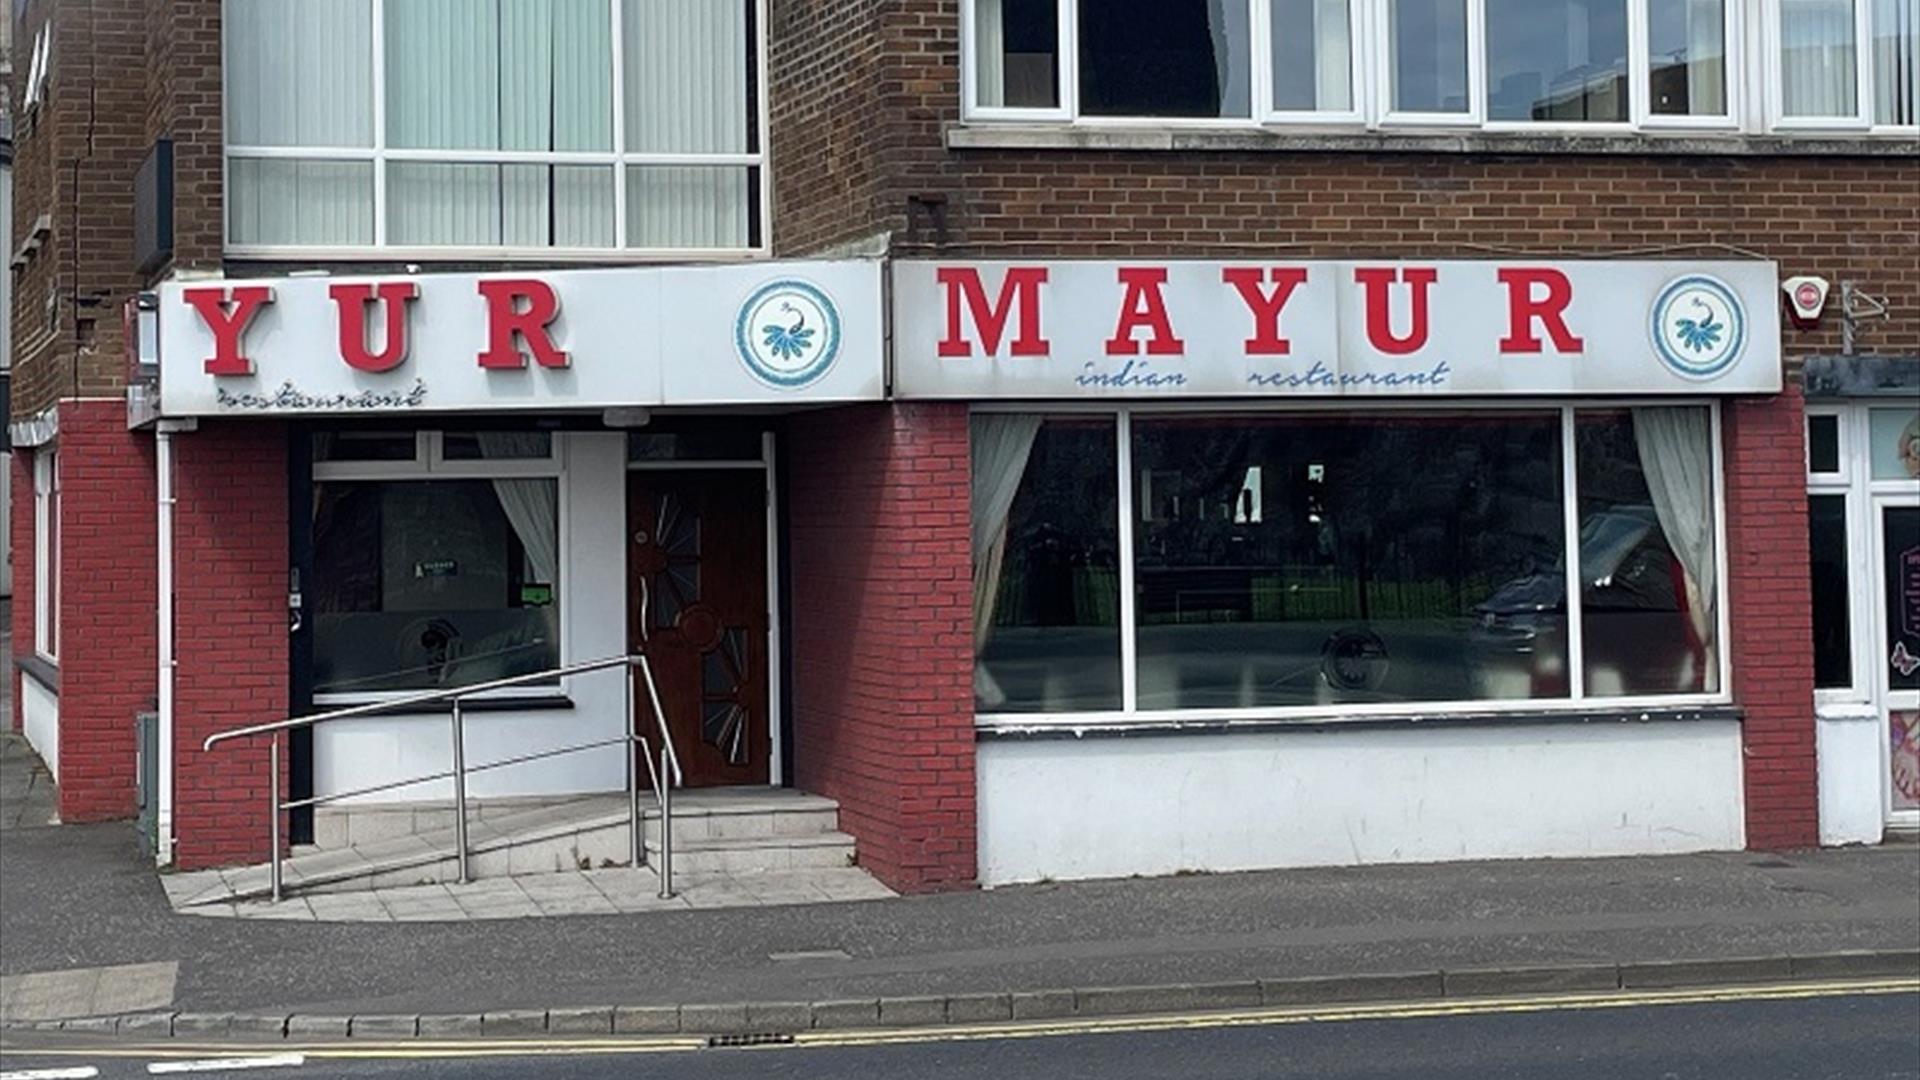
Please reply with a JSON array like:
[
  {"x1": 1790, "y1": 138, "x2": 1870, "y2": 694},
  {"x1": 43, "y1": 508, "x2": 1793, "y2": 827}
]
[{"x1": 4, "y1": 978, "x2": 1914, "y2": 1062}]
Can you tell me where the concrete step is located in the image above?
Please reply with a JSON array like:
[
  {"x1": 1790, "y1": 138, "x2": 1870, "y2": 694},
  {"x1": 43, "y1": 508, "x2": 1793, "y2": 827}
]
[
  {"x1": 644, "y1": 831, "x2": 858, "y2": 875},
  {"x1": 165, "y1": 788, "x2": 853, "y2": 906}
]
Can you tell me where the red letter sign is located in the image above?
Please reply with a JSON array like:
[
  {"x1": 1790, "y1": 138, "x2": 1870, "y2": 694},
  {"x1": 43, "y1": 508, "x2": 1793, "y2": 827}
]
[
  {"x1": 1497, "y1": 268, "x2": 1585, "y2": 354},
  {"x1": 1222, "y1": 267, "x2": 1309, "y2": 356},
  {"x1": 937, "y1": 267, "x2": 1049, "y2": 357},
  {"x1": 182, "y1": 286, "x2": 275, "y2": 376},
  {"x1": 1353, "y1": 267, "x2": 1436, "y2": 356},
  {"x1": 331, "y1": 282, "x2": 420, "y2": 373},
  {"x1": 1104, "y1": 267, "x2": 1184, "y2": 356},
  {"x1": 477, "y1": 279, "x2": 569, "y2": 369}
]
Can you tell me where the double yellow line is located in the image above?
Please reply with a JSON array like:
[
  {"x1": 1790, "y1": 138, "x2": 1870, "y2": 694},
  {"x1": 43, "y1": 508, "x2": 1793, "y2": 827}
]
[{"x1": 7, "y1": 977, "x2": 1916, "y2": 1063}]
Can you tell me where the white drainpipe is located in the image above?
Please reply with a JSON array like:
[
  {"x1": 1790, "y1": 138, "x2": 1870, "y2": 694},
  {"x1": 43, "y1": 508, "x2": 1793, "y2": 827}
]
[{"x1": 155, "y1": 420, "x2": 185, "y2": 866}]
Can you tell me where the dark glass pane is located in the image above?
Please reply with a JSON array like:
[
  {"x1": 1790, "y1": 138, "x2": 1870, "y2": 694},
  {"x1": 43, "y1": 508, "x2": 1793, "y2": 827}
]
[
  {"x1": 976, "y1": 416, "x2": 1122, "y2": 712},
  {"x1": 977, "y1": 0, "x2": 1061, "y2": 108},
  {"x1": 312, "y1": 479, "x2": 559, "y2": 693},
  {"x1": 1807, "y1": 414, "x2": 1841, "y2": 474},
  {"x1": 1885, "y1": 505, "x2": 1920, "y2": 693},
  {"x1": 1576, "y1": 408, "x2": 1717, "y2": 697},
  {"x1": 628, "y1": 428, "x2": 764, "y2": 462},
  {"x1": 1486, "y1": 0, "x2": 1630, "y2": 122},
  {"x1": 1079, "y1": 0, "x2": 1251, "y2": 117},
  {"x1": 441, "y1": 431, "x2": 554, "y2": 460},
  {"x1": 1809, "y1": 494, "x2": 1853, "y2": 689},
  {"x1": 314, "y1": 431, "x2": 418, "y2": 462},
  {"x1": 1131, "y1": 412, "x2": 1567, "y2": 710},
  {"x1": 1647, "y1": 0, "x2": 1728, "y2": 116}
]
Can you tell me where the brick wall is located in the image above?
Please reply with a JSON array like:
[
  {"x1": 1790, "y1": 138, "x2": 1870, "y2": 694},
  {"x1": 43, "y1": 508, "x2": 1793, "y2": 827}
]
[
  {"x1": 767, "y1": 0, "x2": 892, "y2": 254},
  {"x1": 1725, "y1": 388, "x2": 1818, "y2": 850},
  {"x1": 171, "y1": 422, "x2": 288, "y2": 869},
  {"x1": 143, "y1": 0, "x2": 224, "y2": 276},
  {"x1": 787, "y1": 403, "x2": 976, "y2": 892},
  {"x1": 48, "y1": 399, "x2": 158, "y2": 822}
]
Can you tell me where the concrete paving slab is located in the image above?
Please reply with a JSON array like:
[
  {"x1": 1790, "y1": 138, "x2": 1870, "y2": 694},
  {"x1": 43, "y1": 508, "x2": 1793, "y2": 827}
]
[
  {"x1": 0, "y1": 961, "x2": 177, "y2": 1023},
  {"x1": 613, "y1": 1005, "x2": 681, "y2": 1034}
]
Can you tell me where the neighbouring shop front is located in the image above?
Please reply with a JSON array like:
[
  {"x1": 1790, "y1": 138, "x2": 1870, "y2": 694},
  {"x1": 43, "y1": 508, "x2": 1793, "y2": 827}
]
[
  {"x1": 147, "y1": 261, "x2": 883, "y2": 850},
  {"x1": 1803, "y1": 356, "x2": 1920, "y2": 845},
  {"x1": 895, "y1": 258, "x2": 1792, "y2": 885}
]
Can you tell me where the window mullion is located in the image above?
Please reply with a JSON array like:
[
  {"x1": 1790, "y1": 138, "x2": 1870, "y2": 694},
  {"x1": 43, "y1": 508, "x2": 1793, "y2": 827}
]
[
  {"x1": 611, "y1": 0, "x2": 629, "y2": 249},
  {"x1": 1562, "y1": 405, "x2": 1587, "y2": 702},
  {"x1": 1628, "y1": 0, "x2": 1651, "y2": 128},
  {"x1": 1062, "y1": 0, "x2": 1081, "y2": 120},
  {"x1": 1117, "y1": 408, "x2": 1138, "y2": 713},
  {"x1": 372, "y1": 0, "x2": 388, "y2": 246}
]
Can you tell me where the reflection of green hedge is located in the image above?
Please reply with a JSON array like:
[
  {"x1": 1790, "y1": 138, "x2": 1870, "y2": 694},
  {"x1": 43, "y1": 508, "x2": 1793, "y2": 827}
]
[
  {"x1": 992, "y1": 565, "x2": 1120, "y2": 628},
  {"x1": 1242, "y1": 575, "x2": 1496, "y2": 623}
]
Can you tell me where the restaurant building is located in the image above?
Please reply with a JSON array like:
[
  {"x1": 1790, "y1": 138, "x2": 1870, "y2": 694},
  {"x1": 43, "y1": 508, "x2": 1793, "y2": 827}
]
[{"x1": 8, "y1": 0, "x2": 1917, "y2": 893}]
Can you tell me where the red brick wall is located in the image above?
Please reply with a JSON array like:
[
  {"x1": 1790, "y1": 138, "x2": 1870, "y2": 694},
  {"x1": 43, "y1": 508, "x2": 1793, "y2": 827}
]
[
  {"x1": 787, "y1": 403, "x2": 977, "y2": 892},
  {"x1": 10, "y1": 451, "x2": 35, "y2": 734},
  {"x1": 48, "y1": 399, "x2": 159, "y2": 822},
  {"x1": 171, "y1": 422, "x2": 289, "y2": 869},
  {"x1": 1724, "y1": 388, "x2": 1818, "y2": 850}
]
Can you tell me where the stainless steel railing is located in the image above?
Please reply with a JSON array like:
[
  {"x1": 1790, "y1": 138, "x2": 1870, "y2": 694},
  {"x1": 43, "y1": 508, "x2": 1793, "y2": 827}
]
[{"x1": 202, "y1": 652, "x2": 684, "y2": 903}]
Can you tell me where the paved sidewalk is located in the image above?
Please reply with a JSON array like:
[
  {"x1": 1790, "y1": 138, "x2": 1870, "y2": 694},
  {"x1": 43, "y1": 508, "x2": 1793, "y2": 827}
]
[{"x1": 3, "y1": 730, "x2": 1917, "y2": 1030}]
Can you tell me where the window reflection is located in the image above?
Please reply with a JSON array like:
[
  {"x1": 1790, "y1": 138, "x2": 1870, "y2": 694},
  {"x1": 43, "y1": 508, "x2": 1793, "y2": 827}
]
[{"x1": 1129, "y1": 412, "x2": 1567, "y2": 710}]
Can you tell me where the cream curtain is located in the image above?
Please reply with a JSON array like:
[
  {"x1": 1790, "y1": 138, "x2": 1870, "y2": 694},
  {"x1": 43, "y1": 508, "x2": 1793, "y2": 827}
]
[
  {"x1": 977, "y1": 0, "x2": 1008, "y2": 107},
  {"x1": 1686, "y1": 0, "x2": 1727, "y2": 114},
  {"x1": 1780, "y1": 0, "x2": 1861, "y2": 117},
  {"x1": 971, "y1": 414, "x2": 1044, "y2": 706},
  {"x1": 1632, "y1": 407, "x2": 1718, "y2": 692},
  {"x1": 624, "y1": 0, "x2": 751, "y2": 247},
  {"x1": 476, "y1": 434, "x2": 561, "y2": 588}
]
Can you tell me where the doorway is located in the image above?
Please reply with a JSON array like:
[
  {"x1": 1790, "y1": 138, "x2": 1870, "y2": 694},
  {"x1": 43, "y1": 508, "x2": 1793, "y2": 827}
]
[
  {"x1": 627, "y1": 469, "x2": 771, "y2": 787},
  {"x1": 1874, "y1": 498, "x2": 1919, "y2": 830}
]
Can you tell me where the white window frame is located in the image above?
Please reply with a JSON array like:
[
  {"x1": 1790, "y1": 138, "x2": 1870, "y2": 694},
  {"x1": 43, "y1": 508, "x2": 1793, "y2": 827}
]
[
  {"x1": 310, "y1": 429, "x2": 568, "y2": 705},
  {"x1": 958, "y1": 0, "x2": 1920, "y2": 136},
  {"x1": 973, "y1": 399, "x2": 1734, "y2": 732},
  {"x1": 1764, "y1": 0, "x2": 1876, "y2": 130},
  {"x1": 222, "y1": 0, "x2": 772, "y2": 262},
  {"x1": 1807, "y1": 404, "x2": 1873, "y2": 705},
  {"x1": 32, "y1": 450, "x2": 58, "y2": 663}
]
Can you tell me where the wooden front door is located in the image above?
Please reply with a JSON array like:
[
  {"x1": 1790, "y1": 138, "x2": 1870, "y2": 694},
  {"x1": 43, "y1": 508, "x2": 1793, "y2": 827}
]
[{"x1": 627, "y1": 471, "x2": 769, "y2": 787}]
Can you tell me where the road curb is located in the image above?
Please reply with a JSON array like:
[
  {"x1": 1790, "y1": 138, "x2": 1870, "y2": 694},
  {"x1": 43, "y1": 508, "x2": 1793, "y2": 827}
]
[{"x1": 5, "y1": 948, "x2": 1915, "y2": 1042}]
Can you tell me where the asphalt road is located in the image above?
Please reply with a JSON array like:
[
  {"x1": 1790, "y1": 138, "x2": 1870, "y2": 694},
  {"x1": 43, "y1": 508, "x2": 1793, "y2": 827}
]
[{"x1": 5, "y1": 987, "x2": 1916, "y2": 1080}]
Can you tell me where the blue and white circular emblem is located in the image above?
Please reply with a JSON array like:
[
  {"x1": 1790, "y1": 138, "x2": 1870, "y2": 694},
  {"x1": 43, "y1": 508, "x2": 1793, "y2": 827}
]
[
  {"x1": 1649, "y1": 274, "x2": 1746, "y2": 381},
  {"x1": 735, "y1": 279, "x2": 842, "y2": 389}
]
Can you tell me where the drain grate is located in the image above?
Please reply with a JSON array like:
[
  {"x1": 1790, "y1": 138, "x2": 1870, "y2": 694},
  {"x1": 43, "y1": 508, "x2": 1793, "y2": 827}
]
[{"x1": 708, "y1": 1032, "x2": 798, "y2": 1048}]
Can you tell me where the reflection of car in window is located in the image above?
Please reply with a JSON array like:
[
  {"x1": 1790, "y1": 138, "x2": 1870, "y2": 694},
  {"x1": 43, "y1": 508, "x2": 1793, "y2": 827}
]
[{"x1": 1470, "y1": 506, "x2": 1693, "y2": 696}]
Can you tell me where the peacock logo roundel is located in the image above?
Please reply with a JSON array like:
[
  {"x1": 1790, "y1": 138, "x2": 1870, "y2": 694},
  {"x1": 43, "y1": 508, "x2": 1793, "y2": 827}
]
[
  {"x1": 1649, "y1": 274, "x2": 1746, "y2": 381},
  {"x1": 735, "y1": 279, "x2": 842, "y2": 389}
]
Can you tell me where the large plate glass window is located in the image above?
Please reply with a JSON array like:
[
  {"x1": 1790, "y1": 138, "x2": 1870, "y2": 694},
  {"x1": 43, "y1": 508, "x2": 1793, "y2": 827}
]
[
  {"x1": 223, "y1": 0, "x2": 764, "y2": 254},
  {"x1": 973, "y1": 415, "x2": 1122, "y2": 712}
]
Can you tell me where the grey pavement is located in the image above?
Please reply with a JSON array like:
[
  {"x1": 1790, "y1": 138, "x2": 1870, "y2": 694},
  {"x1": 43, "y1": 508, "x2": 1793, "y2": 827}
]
[{"x1": 2, "y1": 719, "x2": 1916, "y2": 1024}]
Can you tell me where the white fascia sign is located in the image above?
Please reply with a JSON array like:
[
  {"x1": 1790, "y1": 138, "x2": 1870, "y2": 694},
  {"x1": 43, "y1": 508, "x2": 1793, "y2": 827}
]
[
  {"x1": 154, "y1": 260, "x2": 886, "y2": 416},
  {"x1": 892, "y1": 260, "x2": 1784, "y2": 398}
]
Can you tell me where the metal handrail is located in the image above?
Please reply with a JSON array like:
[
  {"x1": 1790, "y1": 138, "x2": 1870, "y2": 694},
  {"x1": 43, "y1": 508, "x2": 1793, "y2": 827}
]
[{"x1": 199, "y1": 651, "x2": 684, "y2": 903}]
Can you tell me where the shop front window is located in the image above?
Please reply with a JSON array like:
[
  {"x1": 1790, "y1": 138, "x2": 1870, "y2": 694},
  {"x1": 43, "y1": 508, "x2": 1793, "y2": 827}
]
[
  {"x1": 973, "y1": 405, "x2": 1727, "y2": 722},
  {"x1": 1130, "y1": 412, "x2": 1566, "y2": 709},
  {"x1": 973, "y1": 415, "x2": 1122, "y2": 712},
  {"x1": 310, "y1": 430, "x2": 562, "y2": 696}
]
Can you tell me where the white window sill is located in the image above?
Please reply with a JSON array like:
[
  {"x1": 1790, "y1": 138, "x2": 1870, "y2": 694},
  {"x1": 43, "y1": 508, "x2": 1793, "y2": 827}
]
[{"x1": 945, "y1": 123, "x2": 1920, "y2": 157}]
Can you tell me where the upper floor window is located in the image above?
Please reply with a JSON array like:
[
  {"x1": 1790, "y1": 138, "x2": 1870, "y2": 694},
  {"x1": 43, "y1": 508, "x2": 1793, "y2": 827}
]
[
  {"x1": 223, "y1": 0, "x2": 764, "y2": 257},
  {"x1": 964, "y1": 0, "x2": 1919, "y2": 134}
]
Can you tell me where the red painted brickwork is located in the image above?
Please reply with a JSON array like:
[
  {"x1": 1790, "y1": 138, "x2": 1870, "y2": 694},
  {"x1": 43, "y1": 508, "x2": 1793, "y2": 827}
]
[
  {"x1": 49, "y1": 400, "x2": 160, "y2": 822},
  {"x1": 170, "y1": 422, "x2": 289, "y2": 870},
  {"x1": 787, "y1": 403, "x2": 977, "y2": 892},
  {"x1": 1724, "y1": 388, "x2": 1818, "y2": 850},
  {"x1": 10, "y1": 452, "x2": 34, "y2": 735}
]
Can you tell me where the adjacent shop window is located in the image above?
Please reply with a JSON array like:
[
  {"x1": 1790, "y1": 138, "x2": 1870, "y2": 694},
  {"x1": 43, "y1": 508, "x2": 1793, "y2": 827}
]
[
  {"x1": 1576, "y1": 408, "x2": 1719, "y2": 697},
  {"x1": 223, "y1": 0, "x2": 763, "y2": 253},
  {"x1": 973, "y1": 415, "x2": 1123, "y2": 712},
  {"x1": 32, "y1": 451, "x2": 58, "y2": 662},
  {"x1": 310, "y1": 431, "x2": 561, "y2": 696},
  {"x1": 1809, "y1": 493, "x2": 1854, "y2": 690},
  {"x1": 1130, "y1": 412, "x2": 1566, "y2": 709},
  {"x1": 972, "y1": 406, "x2": 1728, "y2": 721}
]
